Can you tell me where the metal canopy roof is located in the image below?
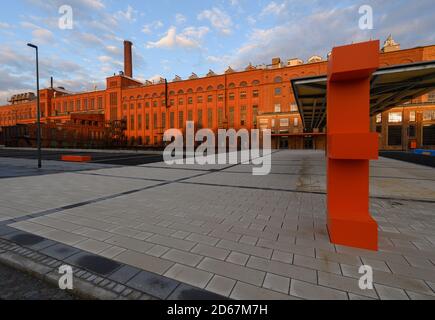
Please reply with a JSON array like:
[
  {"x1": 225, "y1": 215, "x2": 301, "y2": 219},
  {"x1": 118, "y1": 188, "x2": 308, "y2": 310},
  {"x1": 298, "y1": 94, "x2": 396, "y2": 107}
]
[{"x1": 291, "y1": 60, "x2": 435, "y2": 131}]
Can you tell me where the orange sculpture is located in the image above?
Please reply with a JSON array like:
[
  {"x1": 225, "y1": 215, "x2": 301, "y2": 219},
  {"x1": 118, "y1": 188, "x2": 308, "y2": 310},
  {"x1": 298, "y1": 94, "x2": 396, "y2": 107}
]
[{"x1": 326, "y1": 40, "x2": 380, "y2": 251}]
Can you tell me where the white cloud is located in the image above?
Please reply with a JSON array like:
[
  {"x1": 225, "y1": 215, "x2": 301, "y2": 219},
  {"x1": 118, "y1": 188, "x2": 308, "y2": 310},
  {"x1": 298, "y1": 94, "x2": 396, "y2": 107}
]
[
  {"x1": 142, "y1": 21, "x2": 164, "y2": 34},
  {"x1": 246, "y1": 16, "x2": 256, "y2": 25},
  {"x1": 198, "y1": 7, "x2": 233, "y2": 35},
  {"x1": 0, "y1": 22, "x2": 11, "y2": 28},
  {"x1": 148, "y1": 74, "x2": 164, "y2": 83},
  {"x1": 31, "y1": 28, "x2": 53, "y2": 44},
  {"x1": 175, "y1": 13, "x2": 187, "y2": 24},
  {"x1": 260, "y1": 1, "x2": 287, "y2": 16},
  {"x1": 146, "y1": 26, "x2": 209, "y2": 49},
  {"x1": 115, "y1": 5, "x2": 137, "y2": 23}
]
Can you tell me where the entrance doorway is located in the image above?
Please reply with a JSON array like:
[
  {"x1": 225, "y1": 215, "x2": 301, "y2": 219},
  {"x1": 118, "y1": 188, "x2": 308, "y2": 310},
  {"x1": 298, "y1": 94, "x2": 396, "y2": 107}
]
[
  {"x1": 304, "y1": 136, "x2": 314, "y2": 149},
  {"x1": 279, "y1": 137, "x2": 289, "y2": 149}
]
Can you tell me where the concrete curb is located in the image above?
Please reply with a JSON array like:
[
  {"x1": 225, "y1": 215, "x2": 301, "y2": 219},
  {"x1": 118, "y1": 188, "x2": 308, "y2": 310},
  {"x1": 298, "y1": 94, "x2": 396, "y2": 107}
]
[{"x1": 0, "y1": 238, "x2": 154, "y2": 300}]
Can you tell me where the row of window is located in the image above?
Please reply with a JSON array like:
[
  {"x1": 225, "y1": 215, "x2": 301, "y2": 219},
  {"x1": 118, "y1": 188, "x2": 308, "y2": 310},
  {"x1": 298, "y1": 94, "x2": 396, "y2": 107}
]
[
  {"x1": 125, "y1": 106, "x2": 262, "y2": 131},
  {"x1": 377, "y1": 110, "x2": 435, "y2": 124},
  {"x1": 53, "y1": 97, "x2": 104, "y2": 114},
  {"x1": 126, "y1": 78, "x2": 288, "y2": 100}
]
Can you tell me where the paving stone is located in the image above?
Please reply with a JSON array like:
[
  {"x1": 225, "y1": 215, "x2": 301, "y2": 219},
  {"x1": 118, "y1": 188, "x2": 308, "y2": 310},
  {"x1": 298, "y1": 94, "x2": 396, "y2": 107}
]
[
  {"x1": 230, "y1": 282, "x2": 298, "y2": 300},
  {"x1": 108, "y1": 265, "x2": 141, "y2": 284},
  {"x1": 168, "y1": 283, "x2": 228, "y2": 300},
  {"x1": 146, "y1": 245, "x2": 170, "y2": 257},
  {"x1": 75, "y1": 239, "x2": 112, "y2": 254},
  {"x1": 216, "y1": 239, "x2": 273, "y2": 259},
  {"x1": 40, "y1": 243, "x2": 81, "y2": 260},
  {"x1": 126, "y1": 271, "x2": 179, "y2": 299},
  {"x1": 317, "y1": 271, "x2": 378, "y2": 299},
  {"x1": 9, "y1": 221, "x2": 54, "y2": 235},
  {"x1": 403, "y1": 255, "x2": 435, "y2": 270},
  {"x1": 340, "y1": 264, "x2": 434, "y2": 296},
  {"x1": 360, "y1": 257, "x2": 392, "y2": 273},
  {"x1": 375, "y1": 284, "x2": 409, "y2": 300},
  {"x1": 40, "y1": 229, "x2": 87, "y2": 246},
  {"x1": 162, "y1": 249, "x2": 203, "y2": 267},
  {"x1": 113, "y1": 284, "x2": 127, "y2": 294},
  {"x1": 315, "y1": 248, "x2": 362, "y2": 266},
  {"x1": 65, "y1": 252, "x2": 122, "y2": 276},
  {"x1": 198, "y1": 257, "x2": 265, "y2": 286},
  {"x1": 387, "y1": 262, "x2": 435, "y2": 282},
  {"x1": 114, "y1": 250, "x2": 174, "y2": 275},
  {"x1": 99, "y1": 246, "x2": 126, "y2": 259},
  {"x1": 205, "y1": 275, "x2": 236, "y2": 297},
  {"x1": 247, "y1": 256, "x2": 317, "y2": 284},
  {"x1": 105, "y1": 235, "x2": 155, "y2": 253},
  {"x1": 290, "y1": 280, "x2": 348, "y2": 300},
  {"x1": 121, "y1": 288, "x2": 133, "y2": 297},
  {"x1": 186, "y1": 233, "x2": 219, "y2": 246},
  {"x1": 263, "y1": 273, "x2": 290, "y2": 294},
  {"x1": 170, "y1": 230, "x2": 190, "y2": 239},
  {"x1": 72, "y1": 227, "x2": 113, "y2": 241},
  {"x1": 406, "y1": 291, "x2": 435, "y2": 300},
  {"x1": 271, "y1": 250, "x2": 293, "y2": 264},
  {"x1": 226, "y1": 251, "x2": 249, "y2": 266},
  {"x1": 293, "y1": 254, "x2": 341, "y2": 274},
  {"x1": 257, "y1": 238, "x2": 315, "y2": 257},
  {"x1": 210, "y1": 229, "x2": 242, "y2": 242},
  {"x1": 191, "y1": 243, "x2": 230, "y2": 260},
  {"x1": 165, "y1": 263, "x2": 213, "y2": 289},
  {"x1": 239, "y1": 235, "x2": 258, "y2": 246},
  {"x1": 146, "y1": 234, "x2": 196, "y2": 251},
  {"x1": 348, "y1": 293, "x2": 376, "y2": 300}
]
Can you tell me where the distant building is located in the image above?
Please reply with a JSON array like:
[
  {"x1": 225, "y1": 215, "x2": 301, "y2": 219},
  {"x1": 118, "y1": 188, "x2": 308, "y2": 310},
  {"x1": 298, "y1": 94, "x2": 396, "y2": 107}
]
[{"x1": 1, "y1": 36, "x2": 434, "y2": 150}]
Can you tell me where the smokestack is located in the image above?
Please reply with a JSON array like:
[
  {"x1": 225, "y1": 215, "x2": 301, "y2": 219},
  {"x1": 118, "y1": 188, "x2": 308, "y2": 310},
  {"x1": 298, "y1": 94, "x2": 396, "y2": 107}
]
[
  {"x1": 50, "y1": 77, "x2": 53, "y2": 89},
  {"x1": 124, "y1": 40, "x2": 133, "y2": 78}
]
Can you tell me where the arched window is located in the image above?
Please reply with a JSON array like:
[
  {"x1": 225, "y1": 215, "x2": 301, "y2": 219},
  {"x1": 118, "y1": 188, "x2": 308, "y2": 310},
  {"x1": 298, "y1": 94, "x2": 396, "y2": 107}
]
[
  {"x1": 169, "y1": 91, "x2": 175, "y2": 96},
  {"x1": 197, "y1": 87, "x2": 204, "y2": 92},
  {"x1": 178, "y1": 89, "x2": 184, "y2": 95},
  {"x1": 274, "y1": 76, "x2": 283, "y2": 83},
  {"x1": 207, "y1": 85, "x2": 214, "y2": 91},
  {"x1": 217, "y1": 84, "x2": 225, "y2": 90},
  {"x1": 129, "y1": 96, "x2": 135, "y2": 100},
  {"x1": 228, "y1": 83, "x2": 235, "y2": 89},
  {"x1": 252, "y1": 80, "x2": 260, "y2": 86},
  {"x1": 240, "y1": 81, "x2": 248, "y2": 87},
  {"x1": 187, "y1": 88, "x2": 193, "y2": 94},
  {"x1": 152, "y1": 93, "x2": 158, "y2": 98},
  {"x1": 144, "y1": 94, "x2": 150, "y2": 98},
  {"x1": 137, "y1": 95, "x2": 142, "y2": 99}
]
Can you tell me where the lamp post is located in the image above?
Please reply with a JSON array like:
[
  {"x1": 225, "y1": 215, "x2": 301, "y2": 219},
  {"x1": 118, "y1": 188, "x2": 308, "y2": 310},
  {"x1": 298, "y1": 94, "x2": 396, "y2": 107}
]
[{"x1": 27, "y1": 43, "x2": 42, "y2": 168}]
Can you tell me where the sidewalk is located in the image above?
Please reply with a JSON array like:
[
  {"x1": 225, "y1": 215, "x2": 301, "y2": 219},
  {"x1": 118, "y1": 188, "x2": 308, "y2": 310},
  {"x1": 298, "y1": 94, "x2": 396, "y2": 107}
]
[{"x1": 1, "y1": 150, "x2": 434, "y2": 300}]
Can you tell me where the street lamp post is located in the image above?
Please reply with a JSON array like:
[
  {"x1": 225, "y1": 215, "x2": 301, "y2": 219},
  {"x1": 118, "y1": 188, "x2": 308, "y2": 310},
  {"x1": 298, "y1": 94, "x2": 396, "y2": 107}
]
[{"x1": 27, "y1": 43, "x2": 42, "y2": 168}]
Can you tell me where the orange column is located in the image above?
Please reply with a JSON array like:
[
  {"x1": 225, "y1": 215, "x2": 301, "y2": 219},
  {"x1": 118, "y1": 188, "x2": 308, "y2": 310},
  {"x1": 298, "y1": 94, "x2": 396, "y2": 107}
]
[{"x1": 326, "y1": 40, "x2": 380, "y2": 251}]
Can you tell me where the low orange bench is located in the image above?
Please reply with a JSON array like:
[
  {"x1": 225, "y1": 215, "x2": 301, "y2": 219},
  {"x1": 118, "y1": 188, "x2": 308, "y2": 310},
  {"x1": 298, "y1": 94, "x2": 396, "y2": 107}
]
[{"x1": 61, "y1": 155, "x2": 92, "y2": 163}]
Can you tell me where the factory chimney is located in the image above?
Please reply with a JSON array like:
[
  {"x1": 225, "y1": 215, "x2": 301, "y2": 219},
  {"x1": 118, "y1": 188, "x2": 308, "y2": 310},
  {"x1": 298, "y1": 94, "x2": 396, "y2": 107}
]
[{"x1": 124, "y1": 40, "x2": 133, "y2": 78}]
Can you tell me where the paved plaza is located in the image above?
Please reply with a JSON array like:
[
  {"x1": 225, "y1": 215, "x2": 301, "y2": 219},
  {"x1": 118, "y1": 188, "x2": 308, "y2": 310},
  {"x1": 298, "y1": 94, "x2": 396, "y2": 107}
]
[{"x1": 1, "y1": 150, "x2": 435, "y2": 300}]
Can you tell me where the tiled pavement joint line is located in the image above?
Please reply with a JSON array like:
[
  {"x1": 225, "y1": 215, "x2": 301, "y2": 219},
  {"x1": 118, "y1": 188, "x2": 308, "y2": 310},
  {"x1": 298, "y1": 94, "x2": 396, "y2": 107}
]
[
  {"x1": 0, "y1": 227, "x2": 228, "y2": 300},
  {"x1": 66, "y1": 163, "x2": 435, "y2": 203},
  {"x1": 1, "y1": 153, "x2": 272, "y2": 226},
  {"x1": 0, "y1": 161, "x2": 242, "y2": 227}
]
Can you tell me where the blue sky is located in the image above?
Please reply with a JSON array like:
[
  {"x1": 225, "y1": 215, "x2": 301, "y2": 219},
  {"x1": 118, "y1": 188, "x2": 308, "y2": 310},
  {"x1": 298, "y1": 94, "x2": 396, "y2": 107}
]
[{"x1": 0, "y1": 0, "x2": 434, "y2": 104}]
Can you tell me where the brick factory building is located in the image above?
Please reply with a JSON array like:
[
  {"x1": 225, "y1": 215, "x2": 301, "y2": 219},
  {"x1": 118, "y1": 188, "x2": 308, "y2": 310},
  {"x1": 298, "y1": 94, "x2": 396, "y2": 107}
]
[{"x1": 1, "y1": 36, "x2": 435, "y2": 150}]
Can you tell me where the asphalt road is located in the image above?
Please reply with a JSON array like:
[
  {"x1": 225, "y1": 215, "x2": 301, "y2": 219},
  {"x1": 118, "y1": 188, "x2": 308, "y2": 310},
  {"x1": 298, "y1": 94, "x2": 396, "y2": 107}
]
[
  {"x1": 0, "y1": 149, "x2": 163, "y2": 166},
  {"x1": 0, "y1": 262, "x2": 77, "y2": 300}
]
